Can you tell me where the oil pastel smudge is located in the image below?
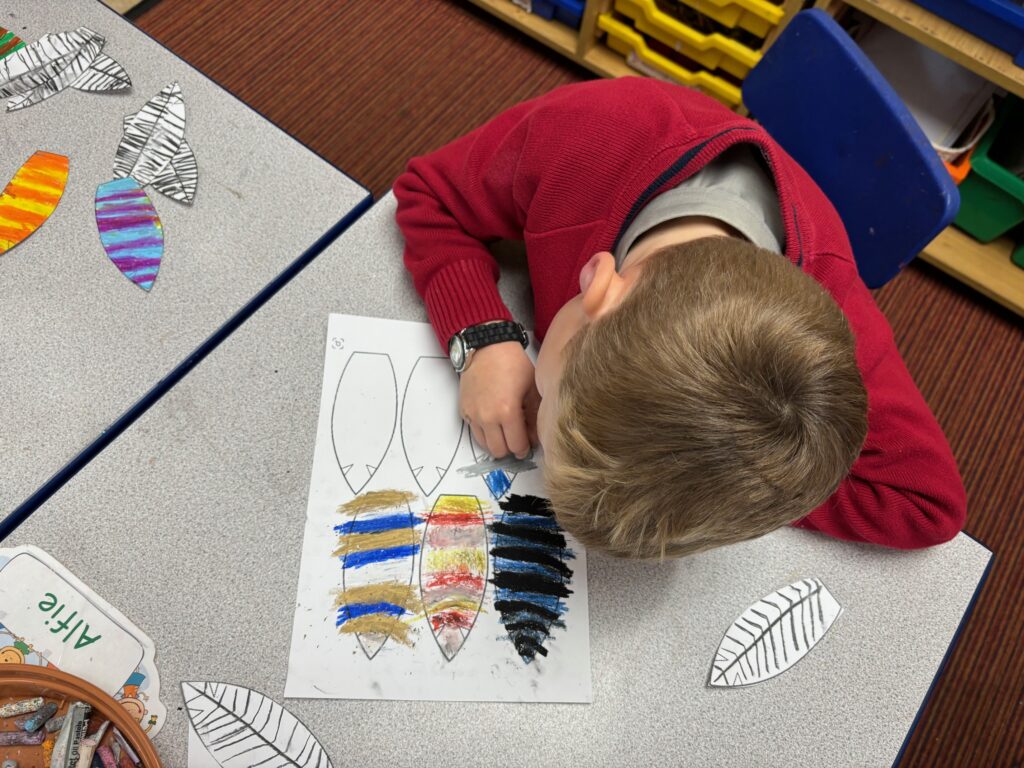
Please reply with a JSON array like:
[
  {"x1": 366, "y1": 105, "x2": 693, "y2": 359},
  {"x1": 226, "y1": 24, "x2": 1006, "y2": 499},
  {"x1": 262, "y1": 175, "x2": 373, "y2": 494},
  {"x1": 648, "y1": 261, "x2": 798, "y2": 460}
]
[
  {"x1": 420, "y1": 495, "x2": 488, "y2": 661},
  {"x1": 490, "y1": 494, "x2": 574, "y2": 663},
  {"x1": 338, "y1": 489, "x2": 417, "y2": 517},
  {"x1": 457, "y1": 453, "x2": 538, "y2": 478},
  {"x1": 332, "y1": 583, "x2": 418, "y2": 648},
  {"x1": 334, "y1": 491, "x2": 420, "y2": 659}
]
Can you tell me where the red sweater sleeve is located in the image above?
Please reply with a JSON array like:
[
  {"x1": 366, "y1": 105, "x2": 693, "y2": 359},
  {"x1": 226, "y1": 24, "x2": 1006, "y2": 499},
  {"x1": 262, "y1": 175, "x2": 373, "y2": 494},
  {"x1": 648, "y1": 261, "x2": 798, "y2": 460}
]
[
  {"x1": 796, "y1": 262, "x2": 967, "y2": 547},
  {"x1": 393, "y1": 96, "x2": 547, "y2": 349}
]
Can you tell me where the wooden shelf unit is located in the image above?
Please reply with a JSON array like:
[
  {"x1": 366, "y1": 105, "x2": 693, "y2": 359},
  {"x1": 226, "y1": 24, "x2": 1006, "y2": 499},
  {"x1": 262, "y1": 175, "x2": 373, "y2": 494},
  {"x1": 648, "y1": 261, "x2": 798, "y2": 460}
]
[
  {"x1": 835, "y1": 0, "x2": 1024, "y2": 100},
  {"x1": 465, "y1": 0, "x2": 636, "y2": 78},
  {"x1": 921, "y1": 228, "x2": 1024, "y2": 317},
  {"x1": 465, "y1": 0, "x2": 1024, "y2": 317}
]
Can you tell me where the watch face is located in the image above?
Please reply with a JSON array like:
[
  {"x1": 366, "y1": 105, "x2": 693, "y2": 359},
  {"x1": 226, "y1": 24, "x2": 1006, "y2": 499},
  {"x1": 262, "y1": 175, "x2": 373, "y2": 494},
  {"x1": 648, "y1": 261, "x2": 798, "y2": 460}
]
[{"x1": 449, "y1": 336, "x2": 466, "y2": 371}]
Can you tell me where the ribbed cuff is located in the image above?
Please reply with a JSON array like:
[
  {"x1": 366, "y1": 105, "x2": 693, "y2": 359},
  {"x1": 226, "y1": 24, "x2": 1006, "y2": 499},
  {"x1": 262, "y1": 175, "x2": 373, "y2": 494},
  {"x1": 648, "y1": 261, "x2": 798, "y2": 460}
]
[{"x1": 425, "y1": 259, "x2": 514, "y2": 350}]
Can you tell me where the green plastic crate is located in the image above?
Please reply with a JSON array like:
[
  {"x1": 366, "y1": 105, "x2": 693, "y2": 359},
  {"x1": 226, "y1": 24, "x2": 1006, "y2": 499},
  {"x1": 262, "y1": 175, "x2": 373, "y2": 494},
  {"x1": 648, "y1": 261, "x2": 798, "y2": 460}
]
[{"x1": 955, "y1": 98, "x2": 1024, "y2": 243}]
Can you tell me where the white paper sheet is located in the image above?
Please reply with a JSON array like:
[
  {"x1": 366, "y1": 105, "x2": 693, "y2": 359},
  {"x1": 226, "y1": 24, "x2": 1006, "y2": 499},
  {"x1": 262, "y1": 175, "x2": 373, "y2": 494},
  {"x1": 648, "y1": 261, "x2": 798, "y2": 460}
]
[{"x1": 284, "y1": 314, "x2": 592, "y2": 702}]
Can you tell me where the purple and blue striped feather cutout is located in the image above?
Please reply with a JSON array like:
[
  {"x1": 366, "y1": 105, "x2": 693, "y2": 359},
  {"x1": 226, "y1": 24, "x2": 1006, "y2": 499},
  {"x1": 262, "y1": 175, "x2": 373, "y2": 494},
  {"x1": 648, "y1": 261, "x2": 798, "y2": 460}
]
[{"x1": 95, "y1": 177, "x2": 163, "y2": 291}]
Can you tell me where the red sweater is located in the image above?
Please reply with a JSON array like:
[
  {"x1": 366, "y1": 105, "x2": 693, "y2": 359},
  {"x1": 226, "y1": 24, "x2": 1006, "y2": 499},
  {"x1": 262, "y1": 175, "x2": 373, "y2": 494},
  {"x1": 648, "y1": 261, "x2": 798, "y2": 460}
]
[{"x1": 395, "y1": 78, "x2": 966, "y2": 549}]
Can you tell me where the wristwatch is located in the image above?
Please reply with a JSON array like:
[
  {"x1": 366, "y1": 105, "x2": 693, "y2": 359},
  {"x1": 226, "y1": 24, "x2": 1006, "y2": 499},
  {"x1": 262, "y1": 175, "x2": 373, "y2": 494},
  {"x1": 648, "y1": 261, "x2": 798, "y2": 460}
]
[{"x1": 448, "y1": 321, "x2": 528, "y2": 374}]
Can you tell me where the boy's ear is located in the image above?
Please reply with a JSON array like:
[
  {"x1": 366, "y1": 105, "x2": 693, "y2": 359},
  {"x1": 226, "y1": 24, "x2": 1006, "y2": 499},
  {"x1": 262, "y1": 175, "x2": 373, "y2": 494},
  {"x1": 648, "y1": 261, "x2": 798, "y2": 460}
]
[{"x1": 581, "y1": 251, "x2": 630, "y2": 320}]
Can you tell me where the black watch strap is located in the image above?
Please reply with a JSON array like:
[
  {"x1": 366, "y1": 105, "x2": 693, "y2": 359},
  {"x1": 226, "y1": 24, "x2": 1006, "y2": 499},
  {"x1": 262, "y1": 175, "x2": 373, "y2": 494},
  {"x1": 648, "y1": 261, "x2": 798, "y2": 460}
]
[{"x1": 461, "y1": 321, "x2": 528, "y2": 351}]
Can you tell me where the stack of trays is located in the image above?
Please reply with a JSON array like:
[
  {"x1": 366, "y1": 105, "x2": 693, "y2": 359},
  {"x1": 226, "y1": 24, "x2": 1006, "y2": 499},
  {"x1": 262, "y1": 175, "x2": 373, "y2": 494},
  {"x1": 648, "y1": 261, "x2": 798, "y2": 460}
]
[{"x1": 599, "y1": 0, "x2": 785, "y2": 107}]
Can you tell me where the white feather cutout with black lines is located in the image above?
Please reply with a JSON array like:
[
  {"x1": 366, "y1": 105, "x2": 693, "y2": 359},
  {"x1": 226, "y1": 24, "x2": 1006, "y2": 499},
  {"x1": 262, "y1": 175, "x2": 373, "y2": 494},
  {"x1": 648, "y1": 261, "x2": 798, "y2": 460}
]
[
  {"x1": 114, "y1": 82, "x2": 186, "y2": 187},
  {"x1": 71, "y1": 52, "x2": 131, "y2": 92},
  {"x1": 0, "y1": 27, "x2": 129, "y2": 110},
  {"x1": 0, "y1": 28, "x2": 96, "y2": 99},
  {"x1": 708, "y1": 577, "x2": 842, "y2": 687},
  {"x1": 151, "y1": 137, "x2": 197, "y2": 204},
  {"x1": 183, "y1": 682, "x2": 333, "y2": 768},
  {"x1": 6, "y1": 30, "x2": 103, "y2": 111}
]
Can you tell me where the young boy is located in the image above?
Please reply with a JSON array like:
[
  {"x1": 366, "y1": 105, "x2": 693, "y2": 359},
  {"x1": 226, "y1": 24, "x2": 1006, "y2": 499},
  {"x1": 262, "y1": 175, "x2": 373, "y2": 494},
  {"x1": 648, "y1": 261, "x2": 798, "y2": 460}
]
[{"x1": 394, "y1": 77, "x2": 966, "y2": 558}]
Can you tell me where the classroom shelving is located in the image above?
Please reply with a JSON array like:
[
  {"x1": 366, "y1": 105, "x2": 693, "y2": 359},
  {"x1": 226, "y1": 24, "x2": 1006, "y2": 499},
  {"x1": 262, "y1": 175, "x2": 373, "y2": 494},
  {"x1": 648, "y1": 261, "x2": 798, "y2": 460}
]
[{"x1": 464, "y1": 0, "x2": 1024, "y2": 317}]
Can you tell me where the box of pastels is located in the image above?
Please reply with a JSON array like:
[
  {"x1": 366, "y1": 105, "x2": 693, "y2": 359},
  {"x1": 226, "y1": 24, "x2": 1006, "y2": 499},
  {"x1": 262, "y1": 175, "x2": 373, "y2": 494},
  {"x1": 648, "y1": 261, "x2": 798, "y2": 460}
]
[{"x1": 0, "y1": 665, "x2": 161, "y2": 768}]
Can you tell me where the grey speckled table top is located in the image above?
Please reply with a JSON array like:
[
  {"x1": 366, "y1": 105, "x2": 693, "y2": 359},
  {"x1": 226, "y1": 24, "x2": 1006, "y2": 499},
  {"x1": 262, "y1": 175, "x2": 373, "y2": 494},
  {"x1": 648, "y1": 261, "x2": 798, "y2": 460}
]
[
  {"x1": 0, "y1": 0, "x2": 369, "y2": 514},
  {"x1": 8, "y1": 196, "x2": 991, "y2": 767}
]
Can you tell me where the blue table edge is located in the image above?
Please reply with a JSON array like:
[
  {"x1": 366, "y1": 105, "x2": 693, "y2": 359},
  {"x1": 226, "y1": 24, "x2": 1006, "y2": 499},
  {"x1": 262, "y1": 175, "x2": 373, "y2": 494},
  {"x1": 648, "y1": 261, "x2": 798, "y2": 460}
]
[
  {"x1": 892, "y1": 529, "x2": 994, "y2": 767},
  {"x1": 0, "y1": 192, "x2": 373, "y2": 539},
  {"x1": 0, "y1": 0, "x2": 374, "y2": 535}
]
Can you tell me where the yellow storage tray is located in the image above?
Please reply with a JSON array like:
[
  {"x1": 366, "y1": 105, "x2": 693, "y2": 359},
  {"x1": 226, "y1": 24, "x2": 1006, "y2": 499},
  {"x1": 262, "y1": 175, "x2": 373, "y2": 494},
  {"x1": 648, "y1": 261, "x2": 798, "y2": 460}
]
[
  {"x1": 654, "y1": 0, "x2": 783, "y2": 38},
  {"x1": 598, "y1": 14, "x2": 742, "y2": 106},
  {"x1": 615, "y1": 0, "x2": 762, "y2": 78}
]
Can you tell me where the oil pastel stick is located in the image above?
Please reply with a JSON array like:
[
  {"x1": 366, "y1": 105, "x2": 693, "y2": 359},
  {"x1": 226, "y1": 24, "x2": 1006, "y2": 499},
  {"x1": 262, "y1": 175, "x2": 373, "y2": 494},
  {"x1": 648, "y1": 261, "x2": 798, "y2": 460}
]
[
  {"x1": 0, "y1": 696, "x2": 43, "y2": 717},
  {"x1": 0, "y1": 728, "x2": 46, "y2": 745},
  {"x1": 95, "y1": 746, "x2": 116, "y2": 768},
  {"x1": 3, "y1": 759, "x2": 19, "y2": 768},
  {"x1": 19, "y1": 701, "x2": 59, "y2": 731},
  {"x1": 112, "y1": 729, "x2": 140, "y2": 766},
  {"x1": 50, "y1": 701, "x2": 90, "y2": 768},
  {"x1": 46, "y1": 714, "x2": 67, "y2": 732},
  {"x1": 75, "y1": 736, "x2": 99, "y2": 768}
]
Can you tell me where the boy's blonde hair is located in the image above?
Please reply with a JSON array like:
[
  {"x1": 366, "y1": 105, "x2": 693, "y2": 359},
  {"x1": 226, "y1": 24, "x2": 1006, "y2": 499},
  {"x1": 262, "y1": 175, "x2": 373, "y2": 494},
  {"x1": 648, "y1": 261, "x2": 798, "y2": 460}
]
[{"x1": 546, "y1": 237, "x2": 867, "y2": 559}]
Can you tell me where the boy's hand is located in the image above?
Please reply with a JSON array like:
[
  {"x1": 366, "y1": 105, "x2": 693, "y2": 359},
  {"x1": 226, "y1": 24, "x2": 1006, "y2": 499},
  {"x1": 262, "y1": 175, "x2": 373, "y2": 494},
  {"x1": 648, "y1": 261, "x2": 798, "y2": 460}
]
[{"x1": 460, "y1": 342, "x2": 540, "y2": 460}]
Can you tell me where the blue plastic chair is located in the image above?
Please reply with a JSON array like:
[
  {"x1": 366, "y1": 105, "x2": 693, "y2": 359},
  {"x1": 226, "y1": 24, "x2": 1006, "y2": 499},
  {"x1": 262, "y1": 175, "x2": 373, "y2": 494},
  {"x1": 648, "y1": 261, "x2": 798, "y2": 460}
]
[{"x1": 743, "y1": 9, "x2": 959, "y2": 288}]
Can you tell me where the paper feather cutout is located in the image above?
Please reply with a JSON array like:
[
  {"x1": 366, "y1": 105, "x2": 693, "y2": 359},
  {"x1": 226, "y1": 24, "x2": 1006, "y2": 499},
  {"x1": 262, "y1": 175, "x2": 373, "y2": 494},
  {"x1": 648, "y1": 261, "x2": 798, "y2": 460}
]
[
  {"x1": 0, "y1": 27, "x2": 26, "y2": 61},
  {"x1": 150, "y1": 138, "x2": 197, "y2": 203},
  {"x1": 0, "y1": 151, "x2": 68, "y2": 255},
  {"x1": 96, "y1": 84, "x2": 196, "y2": 291},
  {"x1": 708, "y1": 577, "x2": 842, "y2": 688},
  {"x1": 0, "y1": 27, "x2": 130, "y2": 111},
  {"x1": 73, "y1": 52, "x2": 131, "y2": 92},
  {"x1": 182, "y1": 682, "x2": 333, "y2": 768},
  {"x1": 95, "y1": 178, "x2": 164, "y2": 291},
  {"x1": 114, "y1": 82, "x2": 186, "y2": 188}
]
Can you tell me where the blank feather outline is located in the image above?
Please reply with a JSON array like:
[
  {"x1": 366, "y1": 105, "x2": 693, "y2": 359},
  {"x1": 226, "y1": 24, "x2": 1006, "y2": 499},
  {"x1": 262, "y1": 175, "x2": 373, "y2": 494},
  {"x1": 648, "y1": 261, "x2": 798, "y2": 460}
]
[
  {"x1": 418, "y1": 494, "x2": 489, "y2": 662},
  {"x1": 329, "y1": 351, "x2": 398, "y2": 496},
  {"x1": 182, "y1": 681, "x2": 333, "y2": 768},
  {"x1": 707, "y1": 577, "x2": 842, "y2": 688},
  {"x1": 400, "y1": 356, "x2": 464, "y2": 496}
]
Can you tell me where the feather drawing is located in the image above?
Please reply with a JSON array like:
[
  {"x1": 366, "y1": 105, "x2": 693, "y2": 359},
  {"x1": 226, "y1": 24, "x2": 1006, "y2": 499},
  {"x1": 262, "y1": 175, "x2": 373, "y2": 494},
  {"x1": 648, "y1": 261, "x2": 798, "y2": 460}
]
[
  {"x1": 0, "y1": 27, "x2": 130, "y2": 111},
  {"x1": 0, "y1": 151, "x2": 68, "y2": 256},
  {"x1": 462, "y1": 440, "x2": 538, "y2": 501},
  {"x1": 420, "y1": 495, "x2": 488, "y2": 661},
  {"x1": 0, "y1": 27, "x2": 25, "y2": 60},
  {"x1": 491, "y1": 494, "x2": 575, "y2": 663},
  {"x1": 334, "y1": 490, "x2": 421, "y2": 659},
  {"x1": 400, "y1": 356, "x2": 464, "y2": 496},
  {"x1": 95, "y1": 83, "x2": 196, "y2": 290},
  {"x1": 331, "y1": 352, "x2": 398, "y2": 495},
  {"x1": 182, "y1": 682, "x2": 333, "y2": 768},
  {"x1": 708, "y1": 577, "x2": 842, "y2": 688},
  {"x1": 94, "y1": 177, "x2": 164, "y2": 291},
  {"x1": 113, "y1": 82, "x2": 186, "y2": 188},
  {"x1": 150, "y1": 138, "x2": 197, "y2": 204}
]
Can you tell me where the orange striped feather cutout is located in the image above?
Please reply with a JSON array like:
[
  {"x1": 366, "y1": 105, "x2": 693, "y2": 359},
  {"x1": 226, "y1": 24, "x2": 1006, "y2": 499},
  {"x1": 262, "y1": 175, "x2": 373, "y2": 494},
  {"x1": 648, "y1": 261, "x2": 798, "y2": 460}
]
[{"x1": 0, "y1": 151, "x2": 69, "y2": 254}]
